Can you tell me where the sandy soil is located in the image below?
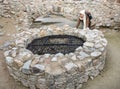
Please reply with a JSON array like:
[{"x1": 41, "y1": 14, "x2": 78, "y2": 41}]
[
  {"x1": 0, "y1": 17, "x2": 28, "y2": 89},
  {"x1": 0, "y1": 17, "x2": 120, "y2": 89},
  {"x1": 81, "y1": 30, "x2": 120, "y2": 89}
]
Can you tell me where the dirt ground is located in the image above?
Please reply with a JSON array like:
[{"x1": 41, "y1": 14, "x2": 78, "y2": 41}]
[
  {"x1": 0, "y1": 17, "x2": 120, "y2": 89},
  {"x1": 81, "y1": 30, "x2": 120, "y2": 89},
  {"x1": 0, "y1": 17, "x2": 28, "y2": 89}
]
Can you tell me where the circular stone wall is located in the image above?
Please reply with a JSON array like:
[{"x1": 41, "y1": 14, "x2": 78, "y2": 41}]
[{"x1": 4, "y1": 25, "x2": 107, "y2": 89}]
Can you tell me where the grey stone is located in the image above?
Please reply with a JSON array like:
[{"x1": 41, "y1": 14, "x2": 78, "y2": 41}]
[
  {"x1": 95, "y1": 43, "x2": 103, "y2": 48},
  {"x1": 5, "y1": 57, "x2": 13, "y2": 65},
  {"x1": 79, "y1": 30, "x2": 86, "y2": 37},
  {"x1": 15, "y1": 40, "x2": 24, "y2": 45},
  {"x1": 89, "y1": 69, "x2": 100, "y2": 77},
  {"x1": 76, "y1": 84, "x2": 82, "y2": 89},
  {"x1": 51, "y1": 57, "x2": 58, "y2": 62},
  {"x1": 65, "y1": 62, "x2": 77, "y2": 71},
  {"x1": 83, "y1": 46, "x2": 95, "y2": 53},
  {"x1": 84, "y1": 42, "x2": 94, "y2": 48},
  {"x1": 11, "y1": 50, "x2": 17, "y2": 57},
  {"x1": 28, "y1": 76, "x2": 37, "y2": 84},
  {"x1": 0, "y1": 31, "x2": 4, "y2": 36},
  {"x1": 76, "y1": 46, "x2": 83, "y2": 51},
  {"x1": 29, "y1": 85, "x2": 36, "y2": 89},
  {"x1": 3, "y1": 0, "x2": 9, "y2": 4},
  {"x1": 66, "y1": 83, "x2": 75, "y2": 89},
  {"x1": 44, "y1": 54, "x2": 51, "y2": 58},
  {"x1": 2, "y1": 41, "x2": 11, "y2": 49},
  {"x1": 71, "y1": 55, "x2": 77, "y2": 61},
  {"x1": 99, "y1": 47, "x2": 105, "y2": 52},
  {"x1": 37, "y1": 78, "x2": 46, "y2": 84},
  {"x1": 78, "y1": 51, "x2": 90, "y2": 60},
  {"x1": 32, "y1": 64, "x2": 45, "y2": 73},
  {"x1": 46, "y1": 80, "x2": 55, "y2": 87},
  {"x1": 49, "y1": 86, "x2": 56, "y2": 89},
  {"x1": 21, "y1": 60, "x2": 32, "y2": 74},
  {"x1": 4, "y1": 50, "x2": 11, "y2": 57},
  {"x1": 101, "y1": 38, "x2": 107, "y2": 46},
  {"x1": 21, "y1": 79, "x2": 29, "y2": 87},
  {"x1": 91, "y1": 52, "x2": 102, "y2": 58},
  {"x1": 33, "y1": 64, "x2": 45, "y2": 70},
  {"x1": 55, "y1": 53, "x2": 64, "y2": 57},
  {"x1": 80, "y1": 75, "x2": 89, "y2": 83},
  {"x1": 18, "y1": 50, "x2": 32, "y2": 62}
]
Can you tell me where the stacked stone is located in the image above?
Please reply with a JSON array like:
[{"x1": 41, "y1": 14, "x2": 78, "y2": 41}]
[{"x1": 4, "y1": 25, "x2": 107, "y2": 89}]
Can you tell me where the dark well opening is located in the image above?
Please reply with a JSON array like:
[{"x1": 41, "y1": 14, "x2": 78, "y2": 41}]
[{"x1": 26, "y1": 35, "x2": 85, "y2": 55}]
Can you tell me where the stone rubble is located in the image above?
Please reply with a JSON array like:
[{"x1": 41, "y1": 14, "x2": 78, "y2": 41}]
[
  {"x1": 0, "y1": 0, "x2": 120, "y2": 30},
  {"x1": 3, "y1": 25, "x2": 107, "y2": 89}
]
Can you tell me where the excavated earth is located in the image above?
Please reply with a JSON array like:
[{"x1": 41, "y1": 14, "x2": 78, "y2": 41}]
[{"x1": 0, "y1": 17, "x2": 120, "y2": 89}]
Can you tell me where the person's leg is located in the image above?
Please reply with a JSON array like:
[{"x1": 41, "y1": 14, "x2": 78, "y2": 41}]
[
  {"x1": 89, "y1": 21, "x2": 91, "y2": 29},
  {"x1": 78, "y1": 21, "x2": 84, "y2": 29}
]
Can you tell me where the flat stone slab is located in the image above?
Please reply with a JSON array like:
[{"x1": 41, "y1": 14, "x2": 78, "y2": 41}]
[{"x1": 35, "y1": 16, "x2": 61, "y2": 23}]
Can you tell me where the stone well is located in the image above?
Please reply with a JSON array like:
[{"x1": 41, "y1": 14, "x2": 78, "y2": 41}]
[{"x1": 4, "y1": 25, "x2": 107, "y2": 89}]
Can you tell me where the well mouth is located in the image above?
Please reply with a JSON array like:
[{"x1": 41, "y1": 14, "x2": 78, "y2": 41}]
[{"x1": 26, "y1": 35, "x2": 85, "y2": 55}]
